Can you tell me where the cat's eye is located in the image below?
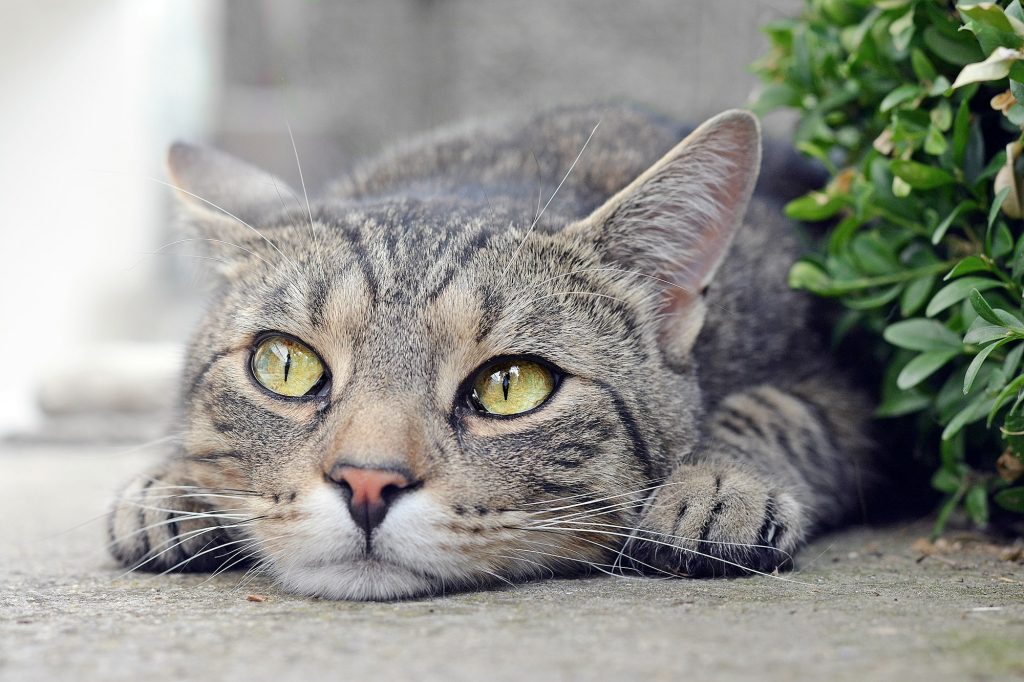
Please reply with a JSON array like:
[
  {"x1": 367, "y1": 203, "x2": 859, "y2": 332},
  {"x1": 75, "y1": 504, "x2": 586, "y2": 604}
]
[
  {"x1": 470, "y1": 358, "x2": 556, "y2": 416},
  {"x1": 250, "y1": 334, "x2": 328, "y2": 398}
]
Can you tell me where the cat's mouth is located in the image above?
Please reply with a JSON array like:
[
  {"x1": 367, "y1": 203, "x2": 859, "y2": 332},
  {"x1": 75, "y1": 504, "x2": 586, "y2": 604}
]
[{"x1": 278, "y1": 554, "x2": 438, "y2": 601}]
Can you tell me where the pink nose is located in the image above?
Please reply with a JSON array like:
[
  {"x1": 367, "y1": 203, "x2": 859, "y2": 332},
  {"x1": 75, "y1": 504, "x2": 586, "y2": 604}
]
[{"x1": 327, "y1": 465, "x2": 413, "y2": 534}]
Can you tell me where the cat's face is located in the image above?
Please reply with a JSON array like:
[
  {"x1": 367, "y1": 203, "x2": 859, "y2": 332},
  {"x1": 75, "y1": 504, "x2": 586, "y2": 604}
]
[{"x1": 170, "y1": 111, "x2": 760, "y2": 599}]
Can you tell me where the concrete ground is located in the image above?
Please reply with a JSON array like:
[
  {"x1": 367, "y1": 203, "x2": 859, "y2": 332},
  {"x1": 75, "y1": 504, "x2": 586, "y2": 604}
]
[{"x1": 2, "y1": 444, "x2": 1023, "y2": 682}]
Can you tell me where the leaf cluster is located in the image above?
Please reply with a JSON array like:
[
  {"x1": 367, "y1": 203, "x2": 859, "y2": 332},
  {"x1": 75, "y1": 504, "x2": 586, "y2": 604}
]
[{"x1": 754, "y1": 0, "x2": 1024, "y2": 530}]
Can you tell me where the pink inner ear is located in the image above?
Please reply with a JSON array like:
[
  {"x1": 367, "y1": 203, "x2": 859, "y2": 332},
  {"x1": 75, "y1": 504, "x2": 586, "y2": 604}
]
[{"x1": 608, "y1": 121, "x2": 759, "y2": 312}]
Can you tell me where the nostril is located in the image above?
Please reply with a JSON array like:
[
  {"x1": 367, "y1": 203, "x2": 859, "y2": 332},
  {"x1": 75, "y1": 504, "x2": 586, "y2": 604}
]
[
  {"x1": 380, "y1": 482, "x2": 401, "y2": 504},
  {"x1": 324, "y1": 463, "x2": 421, "y2": 535}
]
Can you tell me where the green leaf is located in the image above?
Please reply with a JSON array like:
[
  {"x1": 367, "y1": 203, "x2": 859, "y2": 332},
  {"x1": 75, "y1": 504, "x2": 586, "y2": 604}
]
[
  {"x1": 952, "y1": 47, "x2": 1024, "y2": 89},
  {"x1": 969, "y1": 288, "x2": 1006, "y2": 326},
  {"x1": 959, "y1": 3, "x2": 1024, "y2": 53},
  {"x1": 880, "y1": 84, "x2": 920, "y2": 112},
  {"x1": 788, "y1": 260, "x2": 835, "y2": 295},
  {"x1": 875, "y1": 388, "x2": 932, "y2": 417},
  {"x1": 897, "y1": 349, "x2": 959, "y2": 390},
  {"x1": 926, "y1": 278, "x2": 1003, "y2": 317},
  {"x1": 890, "y1": 159, "x2": 956, "y2": 189},
  {"x1": 932, "y1": 490, "x2": 964, "y2": 538},
  {"x1": 923, "y1": 25, "x2": 985, "y2": 66},
  {"x1": 924, "y1": 126, "x2": 948, "y2": 156},
  {"x1": 995, "y1": 309, "x2": 1024, "y2": 329},
  {"x1": 933, "y1": 200, "x2": 979, "y2": 244},
  {"x1": 943, "y1": 395, "x2": 997, "y2": 440},
  {"x1": 992, "y1": 223, "x2": 1014, "y2": 259},
  {"x1": 963, "y1": 323, "x2": 1009, "y2": 345},
  {"x1": 964, "y1": 484, "x2": 989, "y2": 526},
  {"x1": 844, "y1": 284, "x2": 904, "y2": 310},
  {"x1": 987, "y1": 372, "x2": 1024, "y2": 425},
  {"x1": 944, "y1": 255, "x2": 990, "y2": 280},
  {"x1": 851, "y1": 233, "x2": 899, "y2": 275},
  {"x1": 952, "y1": 99, "x2": 972, "y2": 167},
  {"x1": 989, "y1": 187, "x2": 1012, "y2": 230},
  {"x1": 753, "y1": 83, "x2": 799, "y2": 113},
  {"x1": 930, "y1": 101, "x2": 953, "y2": 131},
  {"x1": 1004, "y1": 342, "x2": 1024, "y2": 375},
  {"x1": 912, "y1": 47, "x2": 938, "y2": 83},
  {"x1": 931, "y1": 467, "x2": 962, "y2": 494},
  {"x1": 883, "y1": 318, "x2": 963, "y2": 351},
  {"x1": 994, "y1": 486, "x2": 1024, "y2": 512},
  {"x1": 1002, "y1": 405, "x2": 1024, "y2": 457},
  {"x1": 900, "y1": 274, "x2": 935, "y2": 315},
  {"x1": 964, "y1": 339, "x2": 1009, "y2": 394},
  {"x1": 784, "y1": 192, "x2": 844, "y2": 222},
  {"x1": 1009, "y1": 0, "x2": 1024, "y2": 23}
]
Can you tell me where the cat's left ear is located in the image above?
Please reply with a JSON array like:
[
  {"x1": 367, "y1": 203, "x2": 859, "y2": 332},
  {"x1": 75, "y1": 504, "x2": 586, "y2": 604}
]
[
  {"x1": 572, "y1": 109, "x2": 761, "y2": 362},
  {"x1": 167, "y1": 142, "x2": 299, "y2": 233}
]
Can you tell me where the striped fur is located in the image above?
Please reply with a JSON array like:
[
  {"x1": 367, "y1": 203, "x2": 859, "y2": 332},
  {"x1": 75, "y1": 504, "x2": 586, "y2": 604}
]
[{"x1": 108, "y1": 105, "x2": 873, "y2": 599}]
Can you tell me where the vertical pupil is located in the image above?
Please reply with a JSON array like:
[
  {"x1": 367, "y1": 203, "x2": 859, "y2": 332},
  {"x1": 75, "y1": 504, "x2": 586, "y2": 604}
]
[
  {"x1": 501, "y1": 371, "x2": 511, "y2": 400},
  {"x1": 283, "y1": 348, "x2": 292, "y2": 382}
]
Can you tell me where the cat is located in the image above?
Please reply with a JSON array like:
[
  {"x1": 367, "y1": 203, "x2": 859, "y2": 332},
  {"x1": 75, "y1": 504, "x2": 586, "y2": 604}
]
[{"x1": 108, "y1": 104, "x2": 874, "y2": 600}]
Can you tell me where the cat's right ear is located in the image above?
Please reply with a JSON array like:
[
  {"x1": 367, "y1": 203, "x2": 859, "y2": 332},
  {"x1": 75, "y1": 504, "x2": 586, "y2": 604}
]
[
  {"x1": 567, "y1": 110, "x2": 761, "y2": 365},
  {"x1": 167, "y1": 142, "x2": 300, "y2": 236}
]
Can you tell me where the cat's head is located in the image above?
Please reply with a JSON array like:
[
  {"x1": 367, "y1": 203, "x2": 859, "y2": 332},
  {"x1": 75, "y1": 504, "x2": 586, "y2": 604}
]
[{"x1": 168, "y1": 110, "x2": 760, "y2": 599}]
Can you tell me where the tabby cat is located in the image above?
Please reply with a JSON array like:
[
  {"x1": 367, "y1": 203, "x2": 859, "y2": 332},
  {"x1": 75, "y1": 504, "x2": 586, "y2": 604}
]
[{"x1": 108, "y1": 105, "x2": 873, "y2": 600}]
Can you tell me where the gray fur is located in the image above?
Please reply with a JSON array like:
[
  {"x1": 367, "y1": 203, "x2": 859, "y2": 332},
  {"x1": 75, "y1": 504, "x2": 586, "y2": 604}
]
[{"x1": 108, "y1": 104, "x2": 873, "y2": 599}]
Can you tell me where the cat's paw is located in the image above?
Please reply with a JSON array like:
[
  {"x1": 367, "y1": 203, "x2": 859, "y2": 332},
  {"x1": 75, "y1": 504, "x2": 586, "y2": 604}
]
[
  {"x1": 107, "y1": 465, "x2": 236, "y2": 573},
  {"x1": 625, "y1": 462, "x2": 805, "y2": 577}
]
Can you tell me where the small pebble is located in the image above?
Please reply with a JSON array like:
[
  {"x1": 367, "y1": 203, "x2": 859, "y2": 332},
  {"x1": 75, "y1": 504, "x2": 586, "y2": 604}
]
[{"x1": 246, "y1": 594, "x2": 268, "y2": 603}]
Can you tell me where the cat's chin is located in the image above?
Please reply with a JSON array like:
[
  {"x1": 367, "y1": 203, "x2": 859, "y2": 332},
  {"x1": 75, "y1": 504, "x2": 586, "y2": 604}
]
[{"x1": 275, "y1": 557, "x2": 437, "y2": 601}]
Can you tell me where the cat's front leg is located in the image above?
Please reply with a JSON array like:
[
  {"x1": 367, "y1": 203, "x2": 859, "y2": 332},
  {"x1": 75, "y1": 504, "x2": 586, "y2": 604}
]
[
  {"x1": 107, "y1": 458, "x2": 240, "y2": 573},
  {"x1": 625, "y1": 459, "x2": 806, "y2": 577},
  {"x1": 625, "y1": 380, "x2": 872, "y2": 577}
]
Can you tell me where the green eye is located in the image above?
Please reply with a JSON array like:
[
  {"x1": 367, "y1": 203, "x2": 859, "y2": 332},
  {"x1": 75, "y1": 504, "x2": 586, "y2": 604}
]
[
  {"x1": 471, "y1": 359, "x2": 556, "y2": 416},
  {"x1": 251, "y1": 335, "x2": 327, "y2": 398}
]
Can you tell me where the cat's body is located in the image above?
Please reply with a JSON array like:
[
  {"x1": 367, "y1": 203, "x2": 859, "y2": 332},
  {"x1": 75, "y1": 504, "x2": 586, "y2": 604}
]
[{"x1": 109, "y1": 105, "x2": 873, "y2": 599}]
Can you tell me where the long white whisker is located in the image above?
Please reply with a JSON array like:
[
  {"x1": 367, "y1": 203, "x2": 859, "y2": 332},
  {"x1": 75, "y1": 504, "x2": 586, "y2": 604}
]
[
  {"x1": 143, "y1": 238, "x2": 275, "y2": 269},
  {"x1": 502, "y1": 120, "x2": 601, "y2": 277},
  {"x1": 521, "y1": 525, "x2": 811, "y2": 586},
  {"x1": 533, "y1": 519, "x2": 795, "y2": 560},
  {"x1": 285, "y1": 120, "x2": 316, "y2": 241},
  {"x1": 114, "y1": 173, "x2": 296, "y2": 269}
]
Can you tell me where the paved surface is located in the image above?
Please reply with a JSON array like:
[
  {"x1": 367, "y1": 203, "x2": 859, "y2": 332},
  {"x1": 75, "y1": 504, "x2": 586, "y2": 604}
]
[{"x1": 2, "y1": 445, "x2": 1023, "y2": 682}]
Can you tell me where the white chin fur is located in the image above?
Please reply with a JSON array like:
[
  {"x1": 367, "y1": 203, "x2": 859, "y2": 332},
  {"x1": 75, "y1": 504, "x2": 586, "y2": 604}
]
[{"x1": 276, "y1": 558, "x2": 436, "y2": 601}]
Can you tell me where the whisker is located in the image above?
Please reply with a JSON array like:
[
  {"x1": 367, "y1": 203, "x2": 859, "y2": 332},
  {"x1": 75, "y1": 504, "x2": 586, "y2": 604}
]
[
  {"x1": 518, "y1": 480, "x2": 682, "y2": 511},
  {"x1": 502, "y1": 120, "x2": 601, "y2": 277},
  {"x1": 101, "y1": 172, "x2": 297, "y2": 269},
  {"x1": 142, "y1": 237, "x2": 275, "y2": 269},
  {"x1": 488, "y1": 552, "x2": 556, "y2": 579},
  {"x1": 519, "y1": 525, "x2": 812, "y2": 586},
  {"x1": 518, "y1": 530, "x2": 675, "y2": 580},
  {"x1": 117, "y1": 517, "x2": 265, "y2": 577},
  {"x1": 285, "y1": 119, "x2": 316, "y2": 242},
  {"x1": 531, "y1": 519, "x2": 795, "y2": 561}
]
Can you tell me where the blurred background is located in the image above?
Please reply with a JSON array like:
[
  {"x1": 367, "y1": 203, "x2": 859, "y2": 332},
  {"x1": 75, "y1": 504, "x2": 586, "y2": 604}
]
[{"x1": 0, "y1": 0, "x2": 801, "y2": 445}]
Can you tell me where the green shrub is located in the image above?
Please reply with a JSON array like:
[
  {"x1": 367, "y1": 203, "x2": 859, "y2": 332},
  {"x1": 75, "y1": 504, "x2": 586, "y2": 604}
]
[{"x1": 753, "y1": 0, "x2": 1024, "y2": 532}]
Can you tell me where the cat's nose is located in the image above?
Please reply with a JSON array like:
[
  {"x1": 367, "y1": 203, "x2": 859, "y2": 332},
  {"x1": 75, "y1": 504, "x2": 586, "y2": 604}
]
[{"x1": 326, "y1": 464, "x2": 415, "y2": 534}]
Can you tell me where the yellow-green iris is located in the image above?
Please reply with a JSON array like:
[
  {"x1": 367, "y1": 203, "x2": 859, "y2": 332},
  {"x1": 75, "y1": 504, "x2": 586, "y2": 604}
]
[
  {"x1": 472, "y1": 359, "x2": 555, "y2": 415},
  {"x1": 251, "y1": 335, "x2": 326, "y2": 397}
]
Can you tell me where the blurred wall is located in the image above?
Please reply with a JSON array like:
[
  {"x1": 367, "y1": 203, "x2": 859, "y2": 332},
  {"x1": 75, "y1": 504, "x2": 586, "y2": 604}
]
[
  {"x1": 0, "y1": 0, "x2": 219, "y2": 435},
  {"x1": 0, "y1": 0, "x2": 800, "y2": 440},
  {"x1": 213, "y1": 0, "x2": 801, "y2": 189}
]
